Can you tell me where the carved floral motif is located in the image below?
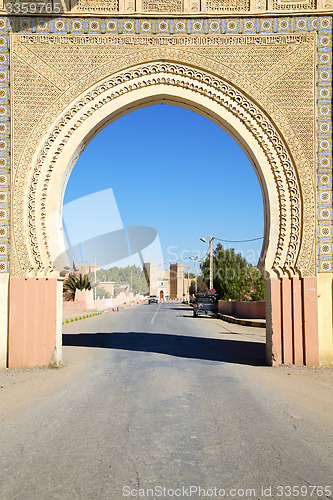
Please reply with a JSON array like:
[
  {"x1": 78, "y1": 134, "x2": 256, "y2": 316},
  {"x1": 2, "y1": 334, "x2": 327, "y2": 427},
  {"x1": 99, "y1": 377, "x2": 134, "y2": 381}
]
[
  {"x1": 23, "y1": 62, "x2": 308, "y2": 278},
  {"x1": 7, "y1": 26, "x2": 326, "y2": 278}
]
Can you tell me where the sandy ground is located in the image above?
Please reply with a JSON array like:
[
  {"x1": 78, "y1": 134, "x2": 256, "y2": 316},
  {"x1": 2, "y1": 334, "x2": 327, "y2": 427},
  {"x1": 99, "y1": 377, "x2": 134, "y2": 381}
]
[
  {"x1": 237, "y1": 363, "x2": 333, "y2": 431},
  {"x1": 0, "y1": 345, "x2": 93, "y2": 420}
]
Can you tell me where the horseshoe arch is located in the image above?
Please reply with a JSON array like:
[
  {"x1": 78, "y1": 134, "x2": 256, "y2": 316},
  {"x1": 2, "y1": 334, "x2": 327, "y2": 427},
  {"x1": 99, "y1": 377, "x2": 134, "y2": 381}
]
[{"x1": 6, "y1": 56, "x2": 325, "y2": 367}]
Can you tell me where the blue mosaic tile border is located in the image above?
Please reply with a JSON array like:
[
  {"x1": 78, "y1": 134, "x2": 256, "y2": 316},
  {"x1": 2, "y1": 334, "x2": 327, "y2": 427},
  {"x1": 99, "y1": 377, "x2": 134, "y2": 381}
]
[
  {"x1": 4, "y1": 15, "x2": 329, "y2": 34},
  {"x1": 316, "y1": 17, "x2": 333, "y2": 273},
  {"x1": 0, "y1": 15, "x2": 331, "y2": 274},
  {"x1": 0, "y1": 17, "x2": 9, "y2": 274}
]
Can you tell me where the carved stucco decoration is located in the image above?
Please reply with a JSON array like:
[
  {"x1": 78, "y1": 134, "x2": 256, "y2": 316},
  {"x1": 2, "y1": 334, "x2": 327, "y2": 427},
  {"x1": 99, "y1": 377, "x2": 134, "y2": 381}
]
[{"x1": 9, "y1": 34, "x2": 317, "y2": 278}]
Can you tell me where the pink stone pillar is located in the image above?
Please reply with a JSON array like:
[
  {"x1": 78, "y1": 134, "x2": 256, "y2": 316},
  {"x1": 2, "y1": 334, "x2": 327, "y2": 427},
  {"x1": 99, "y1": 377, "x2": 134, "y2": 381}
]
[
  {"x1": 266, "y1": 277, "x2": 282, "y2": 366},
  {"x1": 303, "y1": 277, "x2": 319, "y2": 366},
  {"x1": 266, "y1": 276, "x2": 319, "y2": 366},
  {"x1": 281, "y1": 277, "x2": 293, "y2": 365},
  {"x1": 8, "y1": 278, "x2": 62, "y2": 368}
]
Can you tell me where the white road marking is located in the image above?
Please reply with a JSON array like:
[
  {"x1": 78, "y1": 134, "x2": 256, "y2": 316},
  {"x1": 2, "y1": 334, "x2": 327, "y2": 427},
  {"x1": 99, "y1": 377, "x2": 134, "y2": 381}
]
[{"x1": 150, "y1": 303, "x2": 161, "y2": 325}]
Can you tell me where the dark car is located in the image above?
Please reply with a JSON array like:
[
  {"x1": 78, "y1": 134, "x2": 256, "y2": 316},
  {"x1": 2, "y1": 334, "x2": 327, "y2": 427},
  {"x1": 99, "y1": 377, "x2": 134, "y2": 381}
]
[
  {"x1": 193, "y1": 294, "x2": 218, "y2": 317},
  {"x1": 148, "y1": 294, "x2": 158, "y2": 304}
]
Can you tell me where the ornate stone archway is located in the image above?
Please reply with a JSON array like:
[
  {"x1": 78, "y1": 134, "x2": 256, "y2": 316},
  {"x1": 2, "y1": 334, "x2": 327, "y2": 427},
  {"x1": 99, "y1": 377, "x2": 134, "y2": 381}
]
[
  {"x1": 21, "y1": 61, "x2": 310, "y2": 278},
  {"x1": 0, "y1": 11, "x2": 332, "y2": 368}
]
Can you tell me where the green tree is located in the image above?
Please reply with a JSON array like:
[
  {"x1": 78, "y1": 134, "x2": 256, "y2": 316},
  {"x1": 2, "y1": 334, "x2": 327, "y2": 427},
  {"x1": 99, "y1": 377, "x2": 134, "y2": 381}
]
[
  {"x1": 189, "y1": 277, "x2": 209, "y2": 295},
  {"x1": 189, "y1": 279, "x2": 196, "y2": 295},
  {"x1": 242, "y1": 264, "x2": 266, "y2": 301},
  {"x1": 197, "y1": 276, "x2": 209, "y2": 294},
  {"x1": 96, "y1": 265, "x2": 148, "y2": 295},
  {"x1": 95, "y1": 286, "x2": 111, "y2": 299},
  {"x1": 201, "y1": 243, "x2": 265, "y2": 301}
]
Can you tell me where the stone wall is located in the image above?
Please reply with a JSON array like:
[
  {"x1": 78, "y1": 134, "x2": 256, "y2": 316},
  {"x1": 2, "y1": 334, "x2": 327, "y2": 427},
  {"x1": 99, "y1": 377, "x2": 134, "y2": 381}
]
[{"x1": 218, "y1": 300, "x2": 266, "y2": 319}]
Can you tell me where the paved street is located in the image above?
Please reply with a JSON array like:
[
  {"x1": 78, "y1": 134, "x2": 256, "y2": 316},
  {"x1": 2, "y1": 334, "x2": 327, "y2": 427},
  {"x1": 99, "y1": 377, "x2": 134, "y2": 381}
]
[{"x1": 0, "y1": 302, "x2": 332, "y2": 500}]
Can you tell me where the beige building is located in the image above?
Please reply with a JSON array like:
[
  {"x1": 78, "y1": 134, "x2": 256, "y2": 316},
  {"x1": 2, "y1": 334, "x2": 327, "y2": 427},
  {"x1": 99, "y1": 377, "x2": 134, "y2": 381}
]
[
  {"x1": 96, "y1": 282, "x2": 115, "y2": 297},
  {"x1": 144, "y1": 263, "x2": 189, "y2": 300}
]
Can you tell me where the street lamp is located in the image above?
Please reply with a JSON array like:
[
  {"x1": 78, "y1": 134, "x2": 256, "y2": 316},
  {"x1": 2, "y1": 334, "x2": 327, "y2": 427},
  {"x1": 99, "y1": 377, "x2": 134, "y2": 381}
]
[{"x1": 200, "y1": 236, "x2": 214, "y2": 290}]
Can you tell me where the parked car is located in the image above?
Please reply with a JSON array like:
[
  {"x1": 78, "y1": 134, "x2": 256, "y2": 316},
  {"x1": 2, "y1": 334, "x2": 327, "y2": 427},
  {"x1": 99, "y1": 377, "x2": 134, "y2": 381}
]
[
  {"x1": 193, "y1": 294, "x2": 218, "y2": 317},
  {"x1": 148, "y1": 294, "x2": 158, "y2": 304}
]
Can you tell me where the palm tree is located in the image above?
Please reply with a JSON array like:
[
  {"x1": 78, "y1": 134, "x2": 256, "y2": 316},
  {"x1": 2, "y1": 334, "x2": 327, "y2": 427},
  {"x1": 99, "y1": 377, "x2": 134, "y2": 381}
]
[{"x1": 63, "y1": 273, "x2": 92, "y2": 300}]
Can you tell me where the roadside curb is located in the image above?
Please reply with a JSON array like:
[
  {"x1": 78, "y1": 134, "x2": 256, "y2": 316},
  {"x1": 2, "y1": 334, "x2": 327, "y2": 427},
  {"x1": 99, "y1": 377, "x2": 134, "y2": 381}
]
[
  {"x1": 218, "y1": 313, "x2": 266, "y2": 328},
  {"x1": 62, "y1": 312, "x2": 102, "y2": 324},
  {"x1": 62, "y1": 301, "x2": 140, "y2": 325}
]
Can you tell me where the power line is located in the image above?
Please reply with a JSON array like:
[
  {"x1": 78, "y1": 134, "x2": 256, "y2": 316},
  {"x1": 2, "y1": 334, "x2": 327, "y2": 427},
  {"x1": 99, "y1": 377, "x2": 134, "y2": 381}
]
[{"x1": 213, "y1": 236, "x2": 264, "y2": 243}]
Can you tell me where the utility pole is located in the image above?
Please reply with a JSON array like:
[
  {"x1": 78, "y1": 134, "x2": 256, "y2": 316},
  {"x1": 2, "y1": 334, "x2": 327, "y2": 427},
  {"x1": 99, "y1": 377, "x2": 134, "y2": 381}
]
[
  {"x1": 187, "y1": 265, "x2": 190, "y2": 302},
  {"x1": 194, "y1": 256, "x2": 198, "y2": 295},
  {"x1": 209, "y1": 235, "x2": 213, "y2": 290},
  {"x1": 201, "y1": 236, "x2": 214, "y2": 291}
]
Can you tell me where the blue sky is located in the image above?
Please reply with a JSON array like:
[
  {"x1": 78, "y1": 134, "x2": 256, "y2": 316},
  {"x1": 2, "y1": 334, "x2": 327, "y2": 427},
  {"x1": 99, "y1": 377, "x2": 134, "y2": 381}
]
[{"x1": 63, "y1": 104, "x2": 264, "y2": 273}]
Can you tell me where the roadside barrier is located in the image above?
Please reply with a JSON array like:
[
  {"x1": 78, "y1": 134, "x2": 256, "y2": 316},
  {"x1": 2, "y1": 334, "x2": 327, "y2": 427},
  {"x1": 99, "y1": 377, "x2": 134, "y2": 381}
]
[
  {"x1": 63, "y1": 302, "x2": 135, "y2": 324},
  {"x1": 62, "y1": 312, "x2": 102, "y2": 324},
  {"x1": 218, "y1": 313, "x2": 266, "y2": 328}
]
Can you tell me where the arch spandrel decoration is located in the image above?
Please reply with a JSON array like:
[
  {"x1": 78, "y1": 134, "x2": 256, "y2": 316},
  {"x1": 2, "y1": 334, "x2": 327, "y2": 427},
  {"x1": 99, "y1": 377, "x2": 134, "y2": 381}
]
[
  {"x1": 2, "y1": 18, "x2": 331, "y2": 280},
  {"x1": 7, "y1": 29, "x2": 321, "y2": 279},
  {"x1": 15, "y1": 60, "x2": 311, "y2": 279}
]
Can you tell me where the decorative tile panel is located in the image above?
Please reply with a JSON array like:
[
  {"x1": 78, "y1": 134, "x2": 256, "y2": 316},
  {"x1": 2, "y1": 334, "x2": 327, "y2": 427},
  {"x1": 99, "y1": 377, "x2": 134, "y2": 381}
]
[
  {"x1": 317, "y1": 16, "x2": 333, "y2": 273},
  {"x1": 0, "y1": 15, "x2": 8, "y2": 273}
]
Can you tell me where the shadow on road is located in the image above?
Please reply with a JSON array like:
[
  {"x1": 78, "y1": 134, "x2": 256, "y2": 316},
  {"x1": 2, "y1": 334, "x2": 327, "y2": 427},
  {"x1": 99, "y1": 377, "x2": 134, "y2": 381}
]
[{"x1": 62, "y1": 331, "x2": 266, "y2": 366}]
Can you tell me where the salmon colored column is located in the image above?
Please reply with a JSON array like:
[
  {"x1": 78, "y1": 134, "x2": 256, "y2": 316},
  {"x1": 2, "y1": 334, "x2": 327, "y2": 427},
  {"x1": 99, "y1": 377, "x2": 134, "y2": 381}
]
[
  {"x1": 317, "y1": 274, "x2": 333, "y2": 366},
  {"x1": 8, "y1": 278, "x2": 62, "y2": 368},
  {"x1": 0, "y1": 273, "x2": 9, "y2": 368},
  {"x1": 266, "y1": 277, "x2": 319, "y2": 366},
  {"x1": 266, "y1": 277, "x2": 282, "y2": 366},
  {"x1": 281, "y1": 277, "x2": 293, "y2": 364},
  {"x1": 302, "y1": 277, "x2": 319, "y2": 366},
  {"x1": 292, "y1": 277, "x2": 304, "y2": 365}
]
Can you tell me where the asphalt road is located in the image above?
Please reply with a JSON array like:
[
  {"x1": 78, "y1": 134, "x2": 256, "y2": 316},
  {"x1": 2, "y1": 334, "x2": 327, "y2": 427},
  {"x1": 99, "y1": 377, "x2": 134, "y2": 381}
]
[{"x1": 0, "y1": 302, "x2": 332, "y2": 500}]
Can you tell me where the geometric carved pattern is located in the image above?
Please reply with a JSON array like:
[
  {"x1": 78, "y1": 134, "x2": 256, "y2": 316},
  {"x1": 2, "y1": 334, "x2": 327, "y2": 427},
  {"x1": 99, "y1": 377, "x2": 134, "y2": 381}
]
[
  {"x1": 28, "y1": 62, "x2": 303, "y2": 278},
  {"x1": 75, "y1": 0, "x2": 119, "y2": 11},
  {"x1": 206, "y1": 0, "x2": 250, "y2": 10},
  {"x1": 2, "y1": 15, "x2": 332, "y2": 277},
  {"x1": 143, "y1": 0, "x2": 183, "y2": 11},
  {"x1": 272, "y1": 0, "x2": 316, "y2": 9}
]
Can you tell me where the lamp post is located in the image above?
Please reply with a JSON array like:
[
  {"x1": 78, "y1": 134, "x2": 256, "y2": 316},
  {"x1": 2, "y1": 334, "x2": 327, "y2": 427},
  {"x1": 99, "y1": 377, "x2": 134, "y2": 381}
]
[
  {"x1": 200, "y1": 235, "x2": 214, "y2": 290},
  {"x1": 189, "y1": 255, "x2": 201, "y2": 294}
]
